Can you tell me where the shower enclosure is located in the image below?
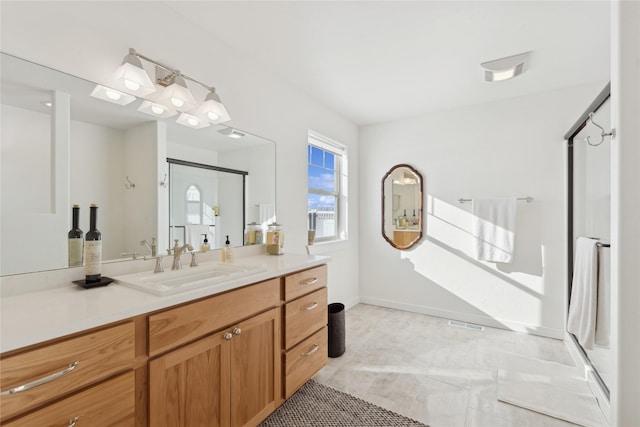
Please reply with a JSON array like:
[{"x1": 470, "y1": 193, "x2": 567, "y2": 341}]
[{"x1": 564, "y1": 84, "x2": 612, "y2": 398}]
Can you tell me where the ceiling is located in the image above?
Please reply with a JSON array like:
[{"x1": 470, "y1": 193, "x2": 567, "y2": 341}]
[{"x1": 164, "y1": 1, "x2": 610, "y2": 126}]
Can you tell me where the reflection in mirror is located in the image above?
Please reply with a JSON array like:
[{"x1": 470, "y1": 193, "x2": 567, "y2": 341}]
[
  {"x1": 0, "y1": 52, "x2": 275, "y2": 276},
  {"x1": 169, "y1": 159, "x2": 246, "y2": 251},
  {"x1": 382, "y1": 164, "x2": 423, "y2": 249}
]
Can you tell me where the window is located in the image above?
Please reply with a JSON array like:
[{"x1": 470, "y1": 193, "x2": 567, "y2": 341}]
[
  {"x1": 185, "y1": 184, "x2": 202, "y2": 224},
  {"x1": 308, "y1": 132, "x2": 347, "y2": 242}
]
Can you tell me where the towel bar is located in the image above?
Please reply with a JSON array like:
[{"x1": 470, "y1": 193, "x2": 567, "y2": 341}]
[{"x1": 458, "y1": 196, "x2": 533, "y2": 204}]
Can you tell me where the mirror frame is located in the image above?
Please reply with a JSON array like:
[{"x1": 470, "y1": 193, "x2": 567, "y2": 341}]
[{"x1": 381, "y1": 164, "x2": 423, "y2": 250}]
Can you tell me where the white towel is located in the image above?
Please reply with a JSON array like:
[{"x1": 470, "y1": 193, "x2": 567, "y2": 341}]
[
  {"x1": 185, "y1": 224, "x2": 211, "y2": 247},
  {"x1": 567, "y1": 237, "x2": 599, "y2": 349},
  {"x1": 472, "y1": 198, "x2": 517, "y2": 263},
  {"x1": 594, "y1": 246, "x2": 610, "y2": 347}
]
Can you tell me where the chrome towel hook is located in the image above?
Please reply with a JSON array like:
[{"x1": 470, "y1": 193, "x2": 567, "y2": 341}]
[{"x1": 585, "y1": 112, "x2": 615, "y2": 146}]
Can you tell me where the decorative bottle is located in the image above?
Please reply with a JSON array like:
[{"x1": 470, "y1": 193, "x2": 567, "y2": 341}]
[
  {"x1": 68, "y1": 204, "x2": 84, "y2": 267},
  {"x1": 85, "y1": 204, "x2": 102, "y2": 283}
]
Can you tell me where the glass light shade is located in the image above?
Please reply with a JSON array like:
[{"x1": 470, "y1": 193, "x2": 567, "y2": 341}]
[
  {"x1": 194, "y1": 90, "x2": 231, "y2": 123},
  {"x1": 480, "y1": 52, "x2": 529, "y2": 82},
  {"x1": 158, "y1": 74, "x2": 196, "y2": 111},
  {"x1": 112, "y1": 53, "x2": 156, "y2": 96},
  {"x1": 137, "y1": 100, "x2": 178, "y2": 119},
  {"x1": 176, "y1": 112, "x2": 211, "y2": 129},
  {"x1": 90, "y1": 84, "x2": 136, "y2": 105},
  {"x1": 218, "y1": 127, "x2": 245, "y2": 139}
]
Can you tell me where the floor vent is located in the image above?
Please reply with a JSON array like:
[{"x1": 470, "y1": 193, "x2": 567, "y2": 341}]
[{"x1": 448, "y1": 320, "x2": 485, "y2": 331}]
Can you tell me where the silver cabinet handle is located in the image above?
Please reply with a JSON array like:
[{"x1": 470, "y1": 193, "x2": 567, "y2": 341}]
[
  {"x1": 224, "y1": 332, "x2": 233, "y2": 340},
  {"x1": 68, "y1": 416, "x2": 80, "y2": 427},
  {"x1": 302, "y1": 344, "x2": 319, "y2": 357},
  {"x1": 300, "y1": 277, "x2": 318, "y2": 286},
  {"x1": 0, "y1": 361, "x2": 79, "y2": 396},
  {"x1": 301, "y1": 302, "x2": 318, "y2": 311},
  {"x1": 233, "y1": 328, "x2": 242, "y2": 336}
]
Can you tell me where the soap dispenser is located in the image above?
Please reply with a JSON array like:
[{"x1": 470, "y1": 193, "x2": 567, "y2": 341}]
[
  {"x1": 222, "y1": 235, "x2": 234, "y2": 262},
  {"x1": 200, "y1": 234, "x2": 210, "y2": 252}
]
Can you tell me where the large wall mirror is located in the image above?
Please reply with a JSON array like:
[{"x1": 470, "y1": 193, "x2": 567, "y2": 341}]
[
  {"x1": 0, "y1": 52, "x2": 276, "y2": 276},
  {"x1": 381, "y1": 164, "x2": 423, "y2": 249}
]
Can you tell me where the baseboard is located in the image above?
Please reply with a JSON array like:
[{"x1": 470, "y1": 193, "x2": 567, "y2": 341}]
[
  {"x1": 564, "y1": 332, "x2": 611, "y2": 425},
  {"x1": 358, "y1": 296, "x2": 564, "y2": 339}
]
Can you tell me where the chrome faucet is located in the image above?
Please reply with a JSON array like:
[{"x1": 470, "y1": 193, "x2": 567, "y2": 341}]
[{"x1": 171, "y1": 239, "x2": 193, "y2": 270}]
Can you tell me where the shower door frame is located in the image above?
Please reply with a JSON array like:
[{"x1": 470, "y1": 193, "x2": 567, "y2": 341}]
[{"x1": 563, "y1": 82, "x2": 611, "y2": 399}]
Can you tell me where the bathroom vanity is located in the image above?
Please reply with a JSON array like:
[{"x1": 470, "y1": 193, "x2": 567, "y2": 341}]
[{"x1": 0, "y1": 255, "x2": 328, "y2": 427}]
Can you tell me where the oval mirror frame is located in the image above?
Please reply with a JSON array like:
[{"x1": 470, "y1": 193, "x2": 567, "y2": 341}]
[{"x1": 381, "y1": 164, "x2": 423, "y2": 249}]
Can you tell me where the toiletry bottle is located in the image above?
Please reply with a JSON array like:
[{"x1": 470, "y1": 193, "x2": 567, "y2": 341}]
[
  {"x1": 222, "y1": 235, "x2": 234, "y2": 262},
  {"x1": 200, "y1": 234, "x2": 210, "y2": 252},
  {"x1": 85, "y1": 204, "x2": 102, "y2": 283},
  {"x1": 68, "y1": 204, "x2": 84, "y2": 267}
]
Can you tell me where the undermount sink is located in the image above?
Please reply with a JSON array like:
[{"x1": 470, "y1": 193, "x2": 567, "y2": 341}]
[{"x1": 114, "y1": 262, "x2": 266, "y2": 296}]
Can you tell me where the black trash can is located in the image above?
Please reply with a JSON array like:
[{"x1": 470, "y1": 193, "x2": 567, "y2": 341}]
[{"x1": 328, "y1": 303, "x2": 345, "y2": 357}]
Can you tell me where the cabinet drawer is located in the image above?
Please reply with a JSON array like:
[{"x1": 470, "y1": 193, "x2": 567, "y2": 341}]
[
  {"x1": 0, "y1": 322, "x2": 134, "y2": 421},
  {"x1": 4, "y1": 371, "x2": 135, "y2": 427},
  {"x1": 283, "y1": 264, "x2": 327, "y2": 301},
  {"x1": 284, "y1": 327, "x2": 328, "y2": 398},
  {"x1": 3, "y1": 371, "x2": 135, "y2": 427},
  {"x1": 284, "y1": 288, "x2": 327, "y2": 350},
  {"x1": 149, "y1": 278, "x2": 279, "y2": 356}
]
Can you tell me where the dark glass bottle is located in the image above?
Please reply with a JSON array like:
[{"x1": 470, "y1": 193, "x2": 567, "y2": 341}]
[
  {"x1": 85, "y1": 204, "x2": 102, "y2": 283},
  {"x1": 68, "y1": 204, "x2": 84, "y2": 267}
]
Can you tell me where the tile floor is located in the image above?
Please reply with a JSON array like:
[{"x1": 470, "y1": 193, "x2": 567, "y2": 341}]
[{"x1": 313, "y1": 304, "x2": 604, "y2": 427}]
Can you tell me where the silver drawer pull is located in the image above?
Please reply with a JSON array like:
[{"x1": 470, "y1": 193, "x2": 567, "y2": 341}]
[
  {"x1": 68, "y1": 416, "x2": 80, "y2": 427},
  {"x1": 0, "y1": 361, "x2": 79, "y2": 396},
  {"x1": 300, "y1": 277, "x2": 318, "y2": 286},
  {"x1": 302, "y1": 344, "x2": 319, "y2": 357},
  {"x1": 301, "y1": 302, "x2": 318, "y2": 311}
]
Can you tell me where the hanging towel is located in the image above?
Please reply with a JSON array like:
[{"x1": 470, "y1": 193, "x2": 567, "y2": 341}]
[
  {"x1": 472, "y1": 198, "x2": 517, "y2": 263},
  {"x1": 567, "y1": 237, "x2": 599, "y2": 349},
  {"x1": 594, "y1": 246, "x2": 610, "y2": 347},
  {"x1": 185, "y1": 224, "x2": 211, "y2": 247}
]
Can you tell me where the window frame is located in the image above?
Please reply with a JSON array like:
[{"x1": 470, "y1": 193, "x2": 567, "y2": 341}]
[{"x1": 307, "y1": 131, "x2": 348, "y2": 243}]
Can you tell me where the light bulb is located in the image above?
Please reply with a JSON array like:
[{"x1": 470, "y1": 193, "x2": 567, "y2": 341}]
[
  {"x1": 151, "y1": 104, "x2": 165, "y2": 115},
  {"x1": 187, "y1": 117, "x2": 199, "y2": 127},
  {"x1": 171, "y1": 97, "x2": 185, "y2": 108},
  {"x1": 124, "y1": 79, "x2": 141, "y2": 91},
  {"x1": 207, "y1": 111, "x2": 220, "y2": 121},
  {"x1": 106, "y1": 89, "x2": 122, "y2": 101}
]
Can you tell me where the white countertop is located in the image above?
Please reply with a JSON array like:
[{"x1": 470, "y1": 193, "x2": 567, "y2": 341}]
[{"x1": 1, "y1": 253, "x2": 329, "y2": 353}]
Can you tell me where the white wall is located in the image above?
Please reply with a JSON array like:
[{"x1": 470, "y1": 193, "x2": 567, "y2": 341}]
[
  {"x1": 610, "y1": 1, "x2": 640, "y2": 424},
  {"x1": 359, "y1": 83, "x2": 605, "y2": 337},
  {"x1": 71, "y1": 120, "x2": 127, "y2": 261},
  {"x1": 0, "y1": 2, "x2": 360, "y2": 308},
  {"x1": 123, "y1": 122, "x2": 161, "y2": 258}
]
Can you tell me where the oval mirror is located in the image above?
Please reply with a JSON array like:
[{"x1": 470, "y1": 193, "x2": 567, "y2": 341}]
[{"x1": 382, "y1": 164, "x2": 423, "y2": 249}]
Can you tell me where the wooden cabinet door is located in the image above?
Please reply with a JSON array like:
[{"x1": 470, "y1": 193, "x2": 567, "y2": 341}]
[
  {"x1": 149, "y1": 333, "x2": 231, "y2": 427},
  {"x1": 230, "y1": 308, "x2": 281, "y2": 427}
]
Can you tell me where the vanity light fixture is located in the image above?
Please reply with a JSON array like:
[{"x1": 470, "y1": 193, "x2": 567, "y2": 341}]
[
  {"x1": 90, "y1": 84, "x2": 136, "y2": 105},
  {"x1": 480, "y1": 52, "x2": 530, "y2": 82},
  {"x1": 176, "y1": 112, "x2": 211, "y2": 129},
  {"x1": 93, "y1": 48, "x2": 231, "y2": 125},
  {"x1": 112, "y1": 49, "x2": 156, "y2": 96},
  {"x1": 392, "y1": 171, "x2": 417, "y2": 185},
  {"x1": 218, "y1": 127, "x2": 245, "y2": 139},
  {"x1": 138, "y1": 100, "x2": 178, "y2": 119}
]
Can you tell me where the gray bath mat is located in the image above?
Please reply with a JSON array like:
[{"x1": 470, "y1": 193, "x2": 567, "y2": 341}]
[{"x1": 259, "y1": 380, "x2": 429, "y2": 426}]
